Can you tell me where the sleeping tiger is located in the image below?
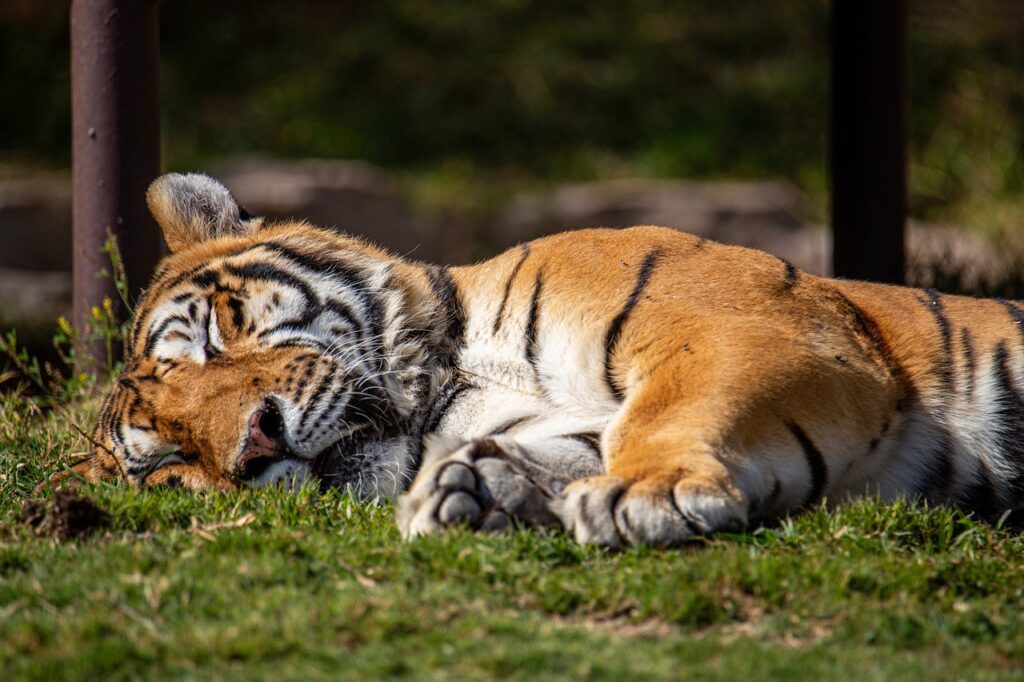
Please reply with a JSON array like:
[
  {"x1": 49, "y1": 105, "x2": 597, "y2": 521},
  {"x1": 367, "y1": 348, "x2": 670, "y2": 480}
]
[{"x1": 70, "y1": 172, "x2": 1024, "y2": 547}]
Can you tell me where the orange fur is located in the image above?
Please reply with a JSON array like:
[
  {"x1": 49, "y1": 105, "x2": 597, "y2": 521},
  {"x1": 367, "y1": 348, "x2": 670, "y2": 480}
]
[{"x1": 77, "y1": 174, "x2": 1024, "y2": 545}]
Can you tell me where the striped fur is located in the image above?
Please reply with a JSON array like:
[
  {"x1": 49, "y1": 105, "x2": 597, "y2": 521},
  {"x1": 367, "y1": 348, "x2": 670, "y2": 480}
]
[{"x1": 73, "y1": 173, "x2": 1024, "y2": 547}]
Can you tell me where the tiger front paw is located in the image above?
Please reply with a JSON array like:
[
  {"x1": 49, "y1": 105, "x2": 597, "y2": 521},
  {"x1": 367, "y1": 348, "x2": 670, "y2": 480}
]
[
  {"x1": 554, "y1": 474, "x2": 748, "y2": 548},
  {"x1": 397, "y1": 437, "x2": 558, "y2": 539}
]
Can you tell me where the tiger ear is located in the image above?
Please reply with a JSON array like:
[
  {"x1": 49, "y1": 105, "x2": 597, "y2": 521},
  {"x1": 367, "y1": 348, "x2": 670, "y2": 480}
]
[{"x1": 146, "y1": 173, "x2": 262, "y2": 253}]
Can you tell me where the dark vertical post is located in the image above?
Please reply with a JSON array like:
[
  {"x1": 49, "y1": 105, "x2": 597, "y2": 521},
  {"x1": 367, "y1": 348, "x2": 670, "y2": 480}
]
[
  {"x1": 71, "y1": 0, "x2": 161, "y2": 368},
  {"x1": 830, "y1": 0, "x2": 908, "y2": 283}
]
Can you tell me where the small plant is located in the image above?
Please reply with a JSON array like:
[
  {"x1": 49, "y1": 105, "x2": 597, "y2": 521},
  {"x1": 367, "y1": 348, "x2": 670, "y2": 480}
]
[{"x1": 0, "y1": 233, "x2": 130, "y2": 404}]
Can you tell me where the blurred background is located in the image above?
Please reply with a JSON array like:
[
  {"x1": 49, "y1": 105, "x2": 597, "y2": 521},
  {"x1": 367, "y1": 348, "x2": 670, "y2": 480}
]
[{"x1": 2, "y1": 0, "x2": 1024, "y2": 360}]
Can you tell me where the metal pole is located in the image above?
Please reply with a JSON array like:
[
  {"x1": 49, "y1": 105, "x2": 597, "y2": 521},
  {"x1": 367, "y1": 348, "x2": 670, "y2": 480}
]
[
  {"x1": 830, "y1": 0, "x2": 908, "y2": 283},
  {"x1": 71, "y1": 0, "x2": 161, "y2": 369}
]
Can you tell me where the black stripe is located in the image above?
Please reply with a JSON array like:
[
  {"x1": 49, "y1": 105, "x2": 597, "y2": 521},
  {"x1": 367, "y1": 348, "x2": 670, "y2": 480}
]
[
  {"x1": 198, "y1": 305, "x2": 215, "y2": 359},
  {"x1": 143, "y1": 314, "x2": 193, "y2": 357},
  {"x1": 294, "y1": 358, "x2": 318, "y2": 403},
  {"x1": 913, "y1": 289, "x2": 959, "y2": 501},
  {"x1": 270, "y1": 338, "x2": 330, "y2": 354},
  {"x1": 957, "y1": 458, "x2": 1004, "y2": 520},
  {"x1": 140, "y1": 238, "x2": 376, "y2": 350},
  {"x1": 420, "y1": 382, "x2": 475, "y2": 437},
  {"x1": 116, "y1": 375, "x2": 140, "y2": 397},
  {"x1": 918, "y1": 431, "x2": 956, "y2": 502},
  {"x1": 919, "y1": 288, "x2": 954, "y2": 393},
  {"x1": 524, "y1": 271, "x2": 544, "y2": 368},
  {"x1": 299, "y1": 372, "x2": 336, "y2": 434},
  {"x1": 489, "y1": 415, "x2": 532, "y2": 436},
  {"x1": 151, "y1": 237, "x2": 342, "y2": 296},
  {"x1": 992, "y1": 341, "x2": 1024, "y2": 502},
  {"x1": 426, "y1": 266, "x2": 466, "y2": 356},
  {"x1": 257, "y1": 304, "x2": 319, "y2": 341},
  {"x1": 224, "y1": 262, "x2": 318, "y2": 308},
  {"x1": 961, "y1": 327, "x2": 976, "y2": 401},
  {"x1": 788, "y1": 422, "x2": 828, "y2": 508},
  {"x1": 603, "y1": 251, "x2": 660, "y2": 401},
  {"x1": 782, "y1": 259, "x2": 798, "y2": 290},
  {"x1": 259, "y1": 240, "x2": 364, "y2": 282},
  {"x1": 192, "y1": 269, "x2": 222, "y2": 289},
  {"x1": 259, "y1": 241, "x2": 384, "y2": 342},
  {"x1": 341, "y1": 389, "x2": 390, "y2": 431},
  {"x1": 832, "y1": 288, "x2": 914, "y2": 410},
  {"x1": 150, "y1": 260, "x2": 171, "y2": 284},
  {"x1": 465, "y1": 438, "x2": 507, "y2": 463},
  {"x1": 137, "y1": 236, "x2": 382, "y2": 356},
  {"x1": 322, "y1": 298, "x2": 362, "y2": 338},
  {"x1": 227, "y1": 296, "x2": 245, "y2": 329},
  {"x1": 145, "y1": 241, "x2": 258, "y2": 301},
  {"x1": 564, "y1": 432, "x2": 602, "y2": 458},
  {"x1": 290, "y1": 352, "x2": 321, "y2": 363},
  {"x1": 998, "y1": 299, "x2": 1024, "y2": 346},
  {"x1": 493, "y1": 244, "x2": 531, "y2": 334},
  {"x1": 259, "y1": 298, "x2": 362, "y2": 345}
]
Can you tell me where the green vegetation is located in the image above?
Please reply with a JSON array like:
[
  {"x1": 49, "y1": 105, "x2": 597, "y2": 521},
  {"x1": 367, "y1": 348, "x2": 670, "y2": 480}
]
[
  {"x1": 3, "y1": 1, "x2": 1024, "y2": 231},
  {"x1": 4, "y1": 2, "x2": 1024, "y2": 677},
  {"x1": 1, "y1": 396, "x2": 1024, "y2": 679},
  {"x1": 2, "y1": 244, "x2": 1024, "y2": 680}
]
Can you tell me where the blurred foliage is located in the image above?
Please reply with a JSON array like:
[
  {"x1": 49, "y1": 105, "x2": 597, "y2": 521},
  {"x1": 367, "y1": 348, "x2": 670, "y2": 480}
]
[
  {"x1": 0, "y1": 233, "x2": 129, "y2": 399},
  {"x1": 1, "y1": 0, "x2": 1023, "y2": 230}
]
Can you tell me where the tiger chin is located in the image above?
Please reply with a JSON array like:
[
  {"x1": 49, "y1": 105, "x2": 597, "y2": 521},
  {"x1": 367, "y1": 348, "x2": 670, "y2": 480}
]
[{"x1": 68, "y1": 172, "x2": 1024, "y2": 548}]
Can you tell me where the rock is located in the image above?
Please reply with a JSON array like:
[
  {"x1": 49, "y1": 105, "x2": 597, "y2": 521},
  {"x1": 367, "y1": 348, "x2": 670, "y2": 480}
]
[
  {"x1": 0, "y1": 177, "x2": 72, "y2": 271},
  {"x1": 906, "y1": 221, "x2": 1009, "y2": 290},
  {"x1": 497, "y1": 178, "x2": 829, "y2": 273},
  {"x1": 0, "y1": 267, "x2": 71, "y2": 327},
  {"x1": 496, "y1": 178, "x2": 1013, "y2": 282},
  {"x1": 0, "y1": 163, "x2": 1010, "y2": 295}
]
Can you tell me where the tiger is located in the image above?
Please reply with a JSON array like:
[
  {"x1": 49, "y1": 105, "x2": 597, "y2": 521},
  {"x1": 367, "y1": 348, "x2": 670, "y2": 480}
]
[{"x1": 67, "y1": 171, "x2": 1024, "y2": 547}]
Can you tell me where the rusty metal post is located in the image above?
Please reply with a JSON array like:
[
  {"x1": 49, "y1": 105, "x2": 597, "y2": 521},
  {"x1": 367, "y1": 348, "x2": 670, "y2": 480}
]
[
  {"x1": 71, "y1": 0, "x2": 161, "y2": 368},
  {"x1": 830, "y1": 0, "x2": 908, "y2": 283}
]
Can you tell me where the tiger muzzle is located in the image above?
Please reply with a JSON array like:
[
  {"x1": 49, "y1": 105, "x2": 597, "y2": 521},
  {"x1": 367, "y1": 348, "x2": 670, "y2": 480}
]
[{"x1": 236, "y1": 401, "x2": 291, "y2": 480}]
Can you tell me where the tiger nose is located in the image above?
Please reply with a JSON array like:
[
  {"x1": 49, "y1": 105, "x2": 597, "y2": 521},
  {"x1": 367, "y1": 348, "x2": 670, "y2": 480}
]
[{"x1": 236, "y1": 404, "x2": 288, "y2": 476}]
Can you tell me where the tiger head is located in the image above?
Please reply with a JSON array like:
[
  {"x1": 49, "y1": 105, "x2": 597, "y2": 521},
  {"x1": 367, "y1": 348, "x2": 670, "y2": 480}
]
[{"x1": 71, "y1": 173, "x2": 444, "y2": 498}]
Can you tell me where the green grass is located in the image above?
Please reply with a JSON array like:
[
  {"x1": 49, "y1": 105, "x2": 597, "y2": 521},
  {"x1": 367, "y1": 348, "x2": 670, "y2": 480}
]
[{"x1": 4, "y1": 398, "x2": 1024, "y2": 680}]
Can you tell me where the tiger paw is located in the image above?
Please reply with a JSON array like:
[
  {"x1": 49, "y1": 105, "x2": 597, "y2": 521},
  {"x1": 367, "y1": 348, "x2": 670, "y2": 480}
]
[
  {"x1": 397, "y1": 437, "x2": 558, "y2": 539},
  {"x1": 554, "y1": 474, "x2": 748, "y2": 548}
]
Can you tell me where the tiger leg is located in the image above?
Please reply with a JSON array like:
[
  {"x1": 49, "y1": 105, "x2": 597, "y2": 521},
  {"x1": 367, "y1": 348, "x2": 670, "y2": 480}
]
[
  {"x1": 555, "y1": 439, "x2": 747, "y2": 548},
  {"x1": 555, "y1": 351, "x2": 891, "y2": 547},
  {"x1": 397, "y1": 432, "x2": 603, "y2": 538}
]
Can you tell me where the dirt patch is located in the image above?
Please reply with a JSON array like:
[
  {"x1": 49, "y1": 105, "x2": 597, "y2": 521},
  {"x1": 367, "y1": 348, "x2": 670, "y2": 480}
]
[
  {"x1": 19, "y1": 490, "x2": 110, "y2": 540},
  {"x1": 552, "y1": 613, "x2": 679, "y2": 640}
]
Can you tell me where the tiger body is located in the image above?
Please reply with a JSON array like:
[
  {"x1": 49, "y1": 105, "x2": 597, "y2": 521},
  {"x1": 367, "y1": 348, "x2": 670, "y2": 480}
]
[{"x1": 77, "y1": 173, "x2": 1024, "y2": 547}]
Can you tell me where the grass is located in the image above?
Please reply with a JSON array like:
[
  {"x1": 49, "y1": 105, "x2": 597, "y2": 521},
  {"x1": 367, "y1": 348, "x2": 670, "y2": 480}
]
[{"x1": 3, "y1": 397, "x2": 1024, "y2": 679}]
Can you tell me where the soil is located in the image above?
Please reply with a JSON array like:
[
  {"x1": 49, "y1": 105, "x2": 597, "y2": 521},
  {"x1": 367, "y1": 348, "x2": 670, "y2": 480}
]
[{"x1": 19, "y1": 490, "x2": 109, "y2": 540}]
